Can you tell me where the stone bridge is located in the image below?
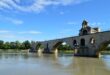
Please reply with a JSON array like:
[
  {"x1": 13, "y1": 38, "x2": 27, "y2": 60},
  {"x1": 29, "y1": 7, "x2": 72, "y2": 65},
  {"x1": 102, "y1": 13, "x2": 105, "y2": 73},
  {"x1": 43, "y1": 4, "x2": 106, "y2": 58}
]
[{"x1": 31, "y1": 20, "x2": 110, "y2": 57}]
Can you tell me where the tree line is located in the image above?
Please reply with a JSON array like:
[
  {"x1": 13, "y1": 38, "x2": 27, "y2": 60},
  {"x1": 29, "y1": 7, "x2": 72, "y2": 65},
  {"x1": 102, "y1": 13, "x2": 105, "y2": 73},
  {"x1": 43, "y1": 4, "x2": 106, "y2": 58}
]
[
  {"x1": 58, "y1": 44, "x2": 73, "y2": 50},
  {"x1": 0, "y1": 40, "x2": 32, "y2": 50}
]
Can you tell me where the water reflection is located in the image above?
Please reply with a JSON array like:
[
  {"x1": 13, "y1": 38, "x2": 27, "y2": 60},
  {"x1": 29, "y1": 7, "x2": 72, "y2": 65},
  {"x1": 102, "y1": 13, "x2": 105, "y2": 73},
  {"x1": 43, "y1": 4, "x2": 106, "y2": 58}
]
[
  {"x1": 0, "y1": 52, "x2": 110, "y2": 75},
  {"x1": 101, "y1": 55, "x2": 110, "y2": 71},
  {"x1": 57, "y1": 56, "x2": 73, "y2": 67}
]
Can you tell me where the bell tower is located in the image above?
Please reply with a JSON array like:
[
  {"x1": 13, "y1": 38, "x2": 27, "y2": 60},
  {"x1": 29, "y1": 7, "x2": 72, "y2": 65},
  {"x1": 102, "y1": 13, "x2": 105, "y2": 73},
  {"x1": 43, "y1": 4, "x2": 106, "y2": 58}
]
[
  {"x1": 79, "y1": 20, "x2": 90, "y2": 36},
  {"x1": 82, "y1": 20, "x2": 88, "y2": 28}
]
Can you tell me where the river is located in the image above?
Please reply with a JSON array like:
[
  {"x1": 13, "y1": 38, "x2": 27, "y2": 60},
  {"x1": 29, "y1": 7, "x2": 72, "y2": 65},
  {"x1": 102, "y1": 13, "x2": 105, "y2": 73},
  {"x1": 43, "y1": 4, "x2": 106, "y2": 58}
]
[{"x1": 0, "y1": 52, "x2": 110, "y2": 75}]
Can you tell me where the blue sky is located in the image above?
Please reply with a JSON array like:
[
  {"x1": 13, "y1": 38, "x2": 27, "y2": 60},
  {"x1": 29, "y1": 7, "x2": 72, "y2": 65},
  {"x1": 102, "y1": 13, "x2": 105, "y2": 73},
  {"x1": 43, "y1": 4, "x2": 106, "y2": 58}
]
[{"x1": 0, "y1": 0, "x2": 110, "y2": 42}]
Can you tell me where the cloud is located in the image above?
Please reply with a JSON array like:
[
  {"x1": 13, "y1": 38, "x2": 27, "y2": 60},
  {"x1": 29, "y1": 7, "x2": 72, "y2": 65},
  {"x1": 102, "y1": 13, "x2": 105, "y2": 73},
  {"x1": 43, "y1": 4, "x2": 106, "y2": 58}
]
[
  {"x1": 18, "y1": 31, "x2": 42, "y2": 34},
  {"x1": 0, "y1": 0, "x2": 90, "y2": 13},
  {"x1": 67, "y1": 21, "x2": 77, "y2": 25},
  {"x1": 0, "y1": 30, "x2": 14, "y2": 38},
  {"x1": 0, "y1": 15, "x2": 24, "y2": 25},
  {"x1": 0, "y1": 30, "x2": 42, "y2": 35},
  {"x1": 0, "y1": 30, "x2": 11, "y2": 33},
  {"x1": 11, "y1": 19, "x2": 23, "y2": 25},
  {"x1": 59, "y1": 29, "x2": 73, "y2": 34},
  {"x1": 5, "y1": 17, "x2": 24, "y2": 25},
  {"x1": 90, "y1": 22, "x2": 105, "y2": 26},
  {"x1": 0, "y1": 34, "x2": 15, "y2": 38},
  {"x1": 0, "y1": 30, "x2": 42, "y2": 41},
  {"x1": 59, "y1": 11, "x2": 64, "y2": 15}
]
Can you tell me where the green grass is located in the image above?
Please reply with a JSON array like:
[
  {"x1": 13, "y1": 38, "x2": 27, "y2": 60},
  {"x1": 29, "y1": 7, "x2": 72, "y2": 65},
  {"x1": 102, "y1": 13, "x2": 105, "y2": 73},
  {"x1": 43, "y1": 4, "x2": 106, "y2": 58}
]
[{"x1": 59, "y1": 50, "x2": 74, "y2": 54}]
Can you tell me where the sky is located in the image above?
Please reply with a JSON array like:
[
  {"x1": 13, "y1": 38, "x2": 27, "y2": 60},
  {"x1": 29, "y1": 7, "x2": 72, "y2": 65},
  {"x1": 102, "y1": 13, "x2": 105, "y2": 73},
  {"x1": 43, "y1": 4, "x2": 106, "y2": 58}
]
[{"x1": 0, "y1": 0, "x2": 110, "y2": 42}]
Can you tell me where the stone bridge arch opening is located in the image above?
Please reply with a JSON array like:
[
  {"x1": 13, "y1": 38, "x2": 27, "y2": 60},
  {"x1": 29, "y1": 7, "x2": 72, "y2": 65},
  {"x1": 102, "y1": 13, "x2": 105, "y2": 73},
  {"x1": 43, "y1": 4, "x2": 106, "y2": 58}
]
[
  {"x1": 98, "y1": 41, "x2": 110, "y2": 56},
  {"x1": 36, "y1": 43, "x2": 44, "y2": 53},
  {"x1": 80, "y1": 38, "x2": 85, "y2": 46},
  {"x1": 52, "y1": 41, "x2": 73, "y2": 54},
  {"x1": 73, "y1": 40, "x2": 77, "y2": 46}
]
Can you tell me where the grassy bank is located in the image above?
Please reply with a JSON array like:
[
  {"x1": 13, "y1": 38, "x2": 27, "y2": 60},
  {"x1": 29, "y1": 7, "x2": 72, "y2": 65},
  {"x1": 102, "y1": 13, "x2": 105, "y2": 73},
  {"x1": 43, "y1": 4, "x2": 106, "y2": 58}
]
[
  {"x1": 0, "y1": 49, "x2": 29, "y2": 53},
  {"x1": 59, "y1": 50, "x2": 74, "y2": 54}
]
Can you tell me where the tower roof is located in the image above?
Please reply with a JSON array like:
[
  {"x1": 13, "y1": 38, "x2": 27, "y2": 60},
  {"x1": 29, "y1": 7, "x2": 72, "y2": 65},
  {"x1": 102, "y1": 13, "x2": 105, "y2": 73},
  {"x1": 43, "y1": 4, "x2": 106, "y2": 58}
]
[{"x1": 82, "y1": 20, "x2": 88, "y2": 26}]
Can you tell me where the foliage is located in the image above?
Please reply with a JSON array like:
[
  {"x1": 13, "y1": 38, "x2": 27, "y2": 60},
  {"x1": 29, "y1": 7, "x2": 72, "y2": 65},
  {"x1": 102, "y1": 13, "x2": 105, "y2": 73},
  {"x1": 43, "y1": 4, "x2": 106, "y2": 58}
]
[
  {"x1": 22, "y1": 40, "x2": 31, "y2": 49},
  {"x1": 0, "y1": 40, "x2": 4, "y2": 49},
  {"x1": 58, "y1": 44, "x2": 72, "y2": 51},
  {"x1": 0, "y1": 40, "x2": 32, "y2": 50},
  {"x1": 36, "y1": 43, "x2": 42, "y2": 49}
]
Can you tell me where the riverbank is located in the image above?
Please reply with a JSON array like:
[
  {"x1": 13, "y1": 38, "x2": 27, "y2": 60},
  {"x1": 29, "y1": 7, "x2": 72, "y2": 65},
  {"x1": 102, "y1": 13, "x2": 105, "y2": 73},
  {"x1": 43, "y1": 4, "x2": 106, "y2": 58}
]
[
  {"x1": 99, "y1": 51, "x2": 110, "y2": 58},
  {"x1": 0, "y1": 49, "x2": 29, "y2": 53},
  {"x1": 100, "y1": 51, "x2": 110, "y2": 55},
  {"x1": 59, "y1": 50, "x2": 74, "y2": 54}
]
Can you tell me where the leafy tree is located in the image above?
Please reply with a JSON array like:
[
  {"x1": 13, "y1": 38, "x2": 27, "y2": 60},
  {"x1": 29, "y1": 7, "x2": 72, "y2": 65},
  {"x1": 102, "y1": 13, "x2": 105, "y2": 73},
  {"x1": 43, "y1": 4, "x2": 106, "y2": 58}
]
[
  {"x1": 58, "y1": 44, "x2": 72, "y2": 51},
  {"x1": 10, "y1": 42, "x2": 16, "y2": 49},
  {"x1": 0, "y1": 40, "x2": 32, "y2": 50},
  {"x1": 3, "y1": 42, "x2": 10, "y2": 49},
  {"x1": 36, "y1": 43, "x2": 41, "y2": 50},
  {"x1": 0, "y1": 40, "x2": 4, "y2": 49},
  {"x1": 15, "y1": 41, "x2": 21, "y2": 49},
  {"x1": 23, "y1": 40, "x2": 31, "y2": 49}
]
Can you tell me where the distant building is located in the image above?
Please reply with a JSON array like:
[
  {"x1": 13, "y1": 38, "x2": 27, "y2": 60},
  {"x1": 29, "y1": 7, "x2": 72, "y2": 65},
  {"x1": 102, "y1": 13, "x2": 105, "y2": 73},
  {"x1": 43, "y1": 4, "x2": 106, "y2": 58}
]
[{"x1": 79, "y1": 20, "x2": 100, "y2": 36}]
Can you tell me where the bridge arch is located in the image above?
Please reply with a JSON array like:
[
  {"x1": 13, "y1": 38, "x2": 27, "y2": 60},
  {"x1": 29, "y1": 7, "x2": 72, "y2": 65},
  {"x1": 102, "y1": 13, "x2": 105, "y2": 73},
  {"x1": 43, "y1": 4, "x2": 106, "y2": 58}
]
[
  {"x1": 36, "y1": 43, "x2": 42, "y2": 49},
  {"x1": 52, "y1": 41, "x2": 63, "y2": 50},
  {"x1": 73, "y1": 40, "x2": 77, "y2": 46},
  {"x1": 30, "y1": 42, "x2": 44, "y2": 52},
  {"x1": 98, "y1": 41, "x2": 110, "y2": 52},
  {"x1": 52, "y1": 41, "x2": 73, "y2": 53},
  {"x1": 36, "y1": 42, "x2": 46, "y2": 52},
  {"x1": 73, "y1": 39, "x2": 79, "y2": 48}
]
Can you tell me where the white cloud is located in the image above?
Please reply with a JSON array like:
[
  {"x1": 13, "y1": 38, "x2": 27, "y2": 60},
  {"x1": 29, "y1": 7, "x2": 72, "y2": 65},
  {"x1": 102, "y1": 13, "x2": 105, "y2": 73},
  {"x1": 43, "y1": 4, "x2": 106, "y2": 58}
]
[
  {"x1": 0, "y1": 16, "x2": 24, "y2": 25},
  {"x1": 0, "y1": 14, "x2": 23, "y2": 25},
  {"x1": 0, "y1": 34, "x2": 15, "y2": 38},
  {"x1": 0, "y1": 30, "x2": 42, "y2": 41},
  {"x1": 11, "y1": 19, "x2": 23, "y2": 25},
  {"x1": 0, "y1": 0, "x2": 12, "y2": 9},
  {"x1": 0, "y1": 30, "x2": 15, "y2": 38},
  {"x1": 0, "y1": 30, "x2": 42, "y2": 35},
  {"x1": 67, "y1": 21, "x2": 77, "y2": 25},
  {"x1": 18, "y1": 31, "x2": 42, "y2": 34},
  {"x1": 90, "y1": 22, "x2": 106, "y2": 28},
  {"x1": 90, "y1": 22, "x2": 102, "y2": 26},
  {"x1": 0, "y1": 30, "x2": 42, "y2": 37},
  {"x1": 59, "y1": 29, "x2": 73, "y2": 34},
  {"x1": 0, "y1": 0, "x2": 90, "y2": 13},
  {"x1": 0, "y1": 30, "x2": 11, "y2": 33},
  {"x1": 60, "y1": 11, "x2": 64, "y2": 15}
]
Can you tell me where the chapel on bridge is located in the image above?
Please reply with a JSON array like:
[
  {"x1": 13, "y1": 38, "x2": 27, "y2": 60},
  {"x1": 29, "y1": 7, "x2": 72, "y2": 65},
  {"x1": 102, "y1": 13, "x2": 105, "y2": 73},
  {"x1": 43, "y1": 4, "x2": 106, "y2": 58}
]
[{"x1": 79, "y1": 20, "x2": 101, "y2": 36}]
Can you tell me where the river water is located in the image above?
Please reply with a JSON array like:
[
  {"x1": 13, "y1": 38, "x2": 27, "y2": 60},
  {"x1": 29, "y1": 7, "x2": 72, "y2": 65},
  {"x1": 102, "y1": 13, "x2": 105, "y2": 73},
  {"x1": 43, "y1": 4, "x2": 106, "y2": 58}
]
[{"x1": 0, "y1": 52, "x2": 110, "y2": 75}]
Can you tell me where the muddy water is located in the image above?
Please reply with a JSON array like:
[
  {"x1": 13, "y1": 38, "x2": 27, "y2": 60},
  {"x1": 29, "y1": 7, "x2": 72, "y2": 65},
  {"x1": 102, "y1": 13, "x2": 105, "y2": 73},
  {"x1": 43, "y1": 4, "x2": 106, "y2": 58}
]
[{"x1": 0, "y1": 52, "x2": 110, "y2": 75}]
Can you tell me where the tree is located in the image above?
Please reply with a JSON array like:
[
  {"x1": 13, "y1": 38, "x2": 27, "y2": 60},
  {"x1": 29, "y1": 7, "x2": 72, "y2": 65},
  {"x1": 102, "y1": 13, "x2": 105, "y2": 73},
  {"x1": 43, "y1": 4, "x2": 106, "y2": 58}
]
[
  {"x1": 23, "y1": 40, "x2": 31, "y2": 49},
  {"x1": 58, "y1": 44, "x2": 72, "y2": 50},
  {"x1": 9, "y1": 41, "x2": 21, "y2": 49},
  {"x1": 0, "y1": 40, "x2": 33, "y2": 50},
  {"x1": 15, "y1": 41, "x2": 21, "y2": 49},
  {"x1": 3, "y1": 42, "x2": 10, "y2": 49},
  {"x1": 0, "y1": 40, "x2": 4, "y2": 49},
  {"x1": 36, "y1": 43, "x2": 41, "y2": 50},
  {"x1": 10, "y1": 42, "x2": 16, "y2": 49}
]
